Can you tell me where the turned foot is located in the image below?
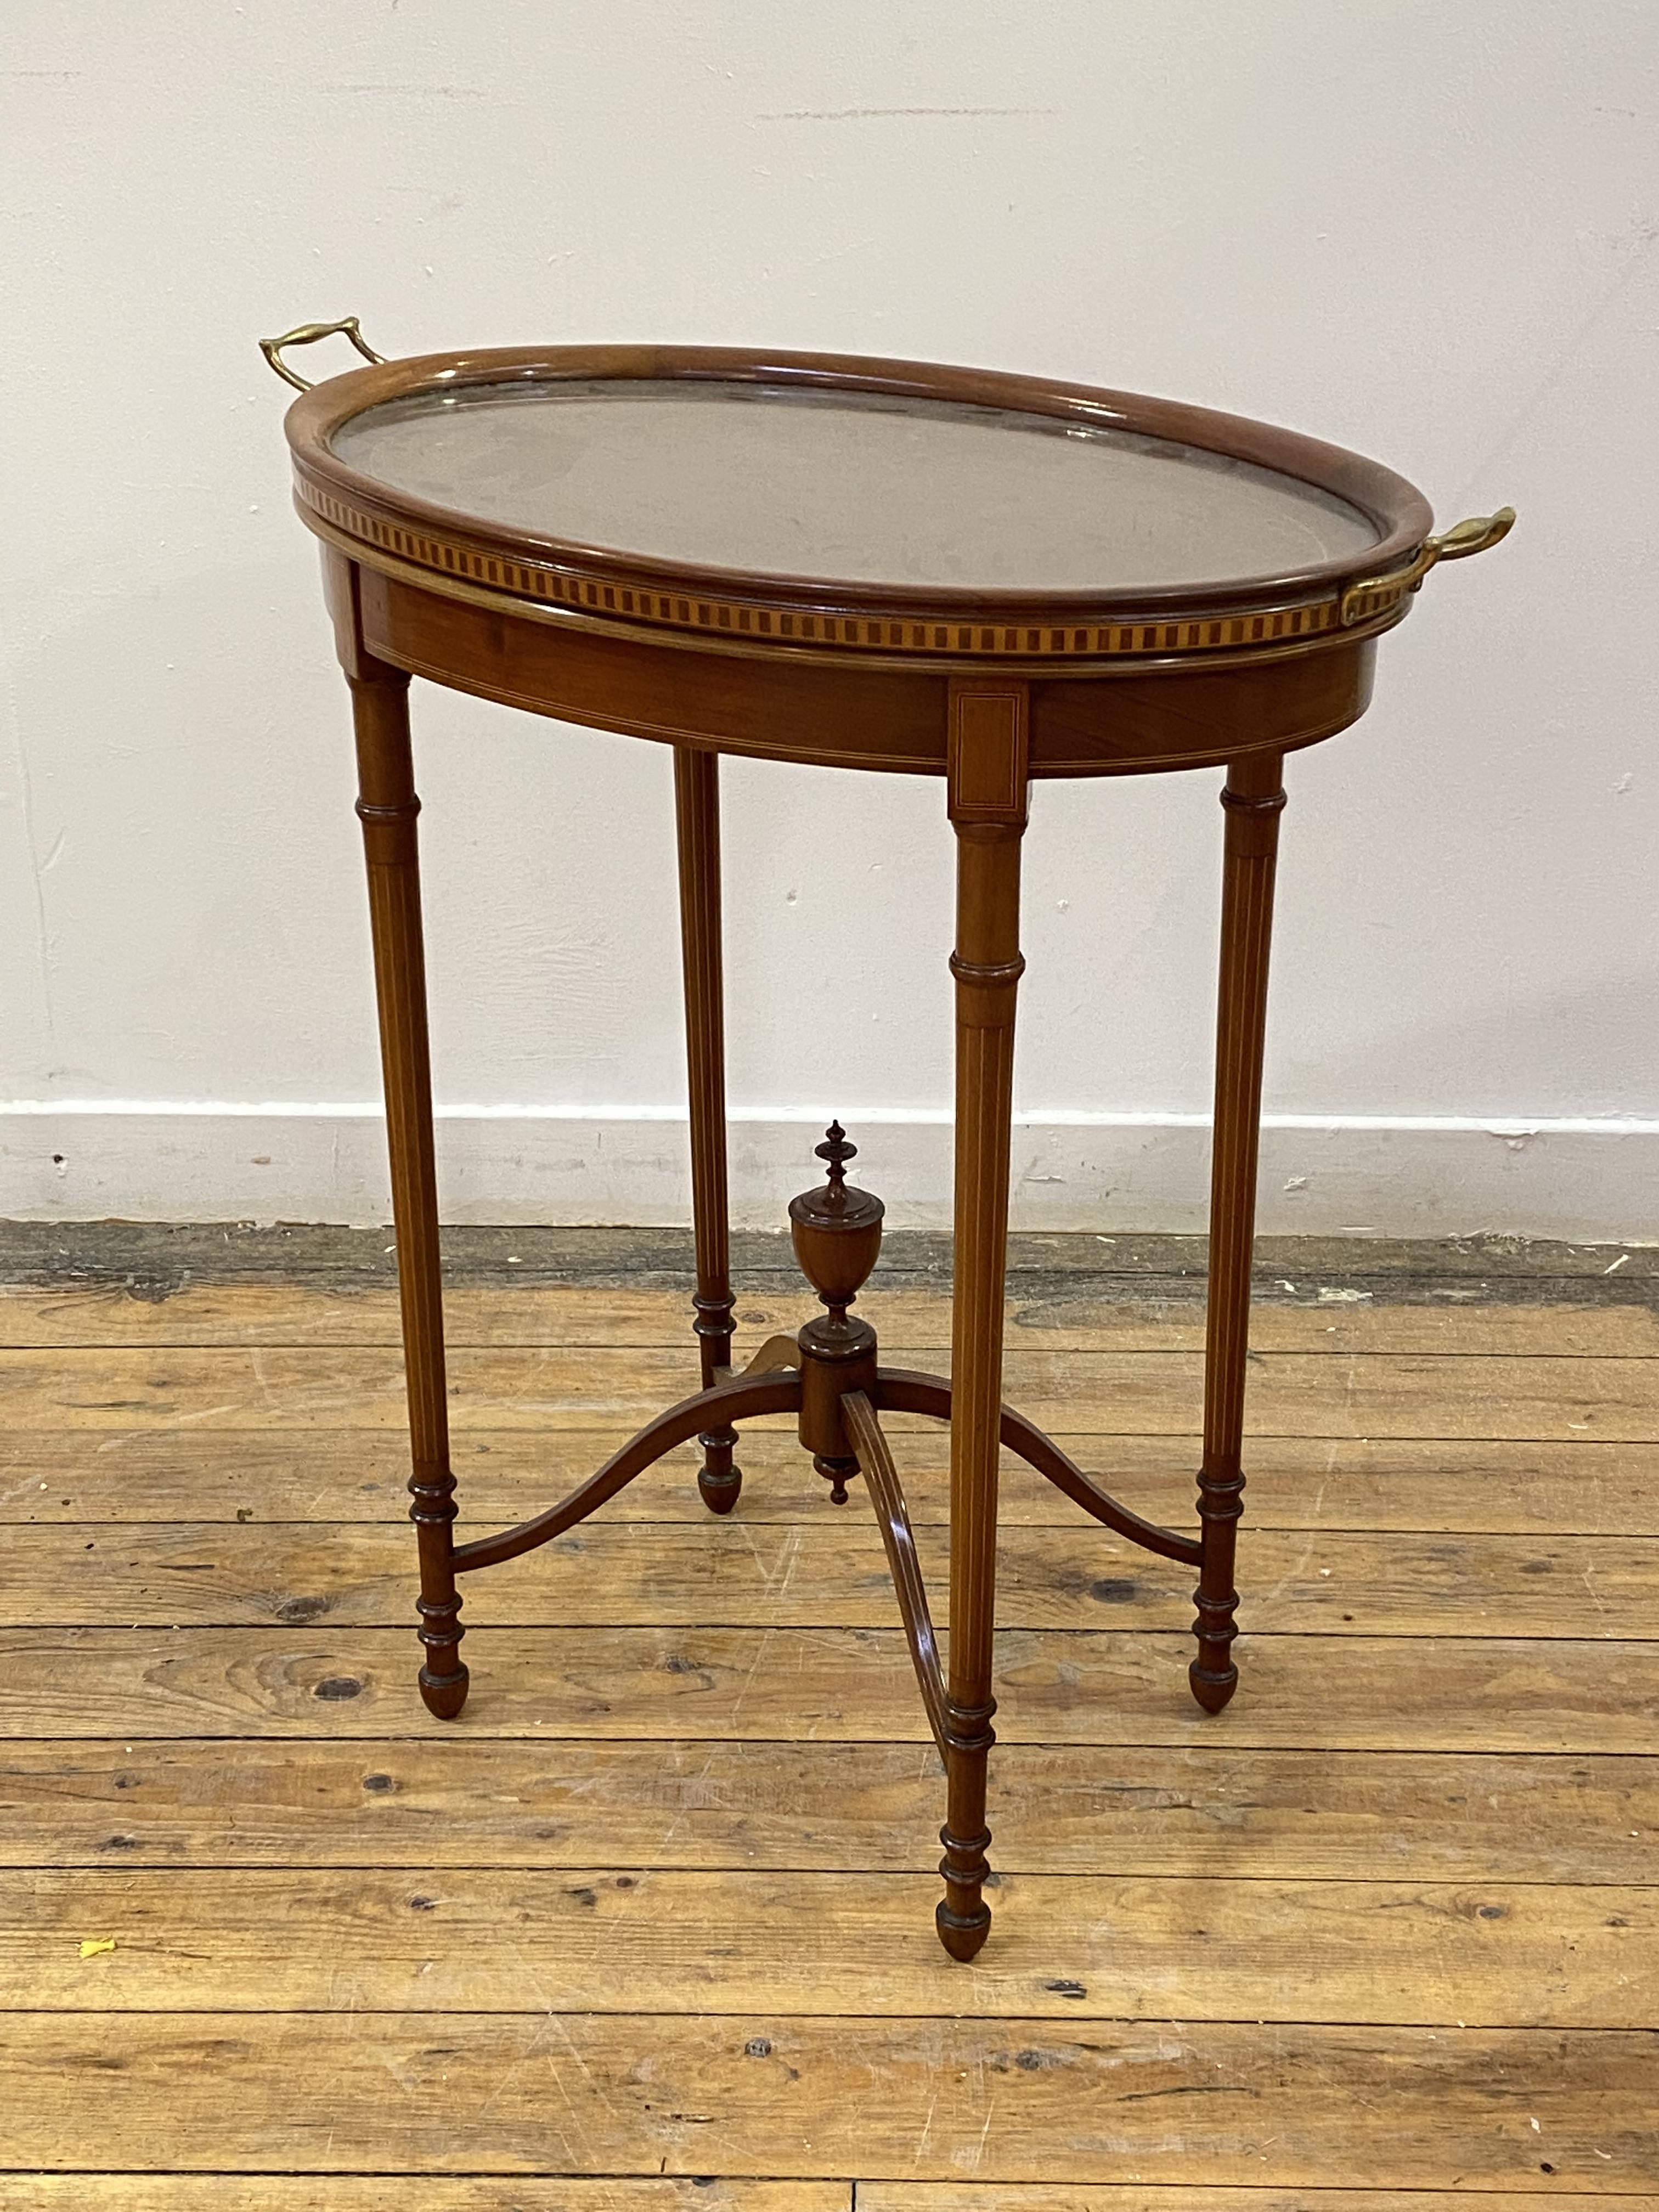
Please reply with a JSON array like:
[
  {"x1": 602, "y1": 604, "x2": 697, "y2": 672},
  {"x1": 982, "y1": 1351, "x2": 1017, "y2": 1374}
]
[
  {"x1": 697, "y1": 1421, "x2": 743, "y2": 1514},
  {"x1": 1189, "y1": 1454, "x2": 1244, "y2": 1714},
  {"x1": 416, "y1": 1590, "x2": 468, "y2": 1719},
  {"x1": 1188, "y1": 1655, "x2": 1238, "y2": 1713},
  {"x1": 935, "y1": 1897, "x2": 992, "y2": 1961},
  {"x1": 419, "y1": 1659, "x2": 470, "y2": 1719},
  {"x1": 936, "y1": 1819, "x2": 994, "y2": 1961},
  {"x1": 1188, "y1": 1580, "x2": 1239, "y2": 1712}
]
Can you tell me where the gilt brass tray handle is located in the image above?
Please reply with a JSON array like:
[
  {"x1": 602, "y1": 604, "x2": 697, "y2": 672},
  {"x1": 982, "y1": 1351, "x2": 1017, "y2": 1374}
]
[
  {"x1": 258, "y1": 316, "x2": 383, "y2": 394},
  {"x1": 1341, "y1": 505, "x2": 1516, "y2": 627}
]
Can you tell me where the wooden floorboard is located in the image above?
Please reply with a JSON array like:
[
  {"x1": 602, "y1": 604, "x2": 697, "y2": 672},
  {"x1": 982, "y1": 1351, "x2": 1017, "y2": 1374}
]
[
  {"x1": 4, "y1": 1623, "x2": 1652, "y2": 1748},
  {"x1": 0, "y1": 2182, "x2": 849, "y2": 2210},
  {"x1": 5, "y1": 1739, "x2": 1655, "y2": 1881},
  {"x1": 4, "y1": 1278, "x2": 1655, "y2": 1353},
  {"x1": 6, "y1": 1426, "x2": 1658, "y2": 1535},
  {"x1": 8, "y1": 1519, "x2": 1658, "y2": 1635},
  {"x1": 3, "y1": 2192, "x2": 1650, "y2": 2212},
  {"x1": 4, "y1": 1340, "x2": 1655, "y2": 1438},
  {"x1": 1, "y1": 1262, "x2": 1654, "y2": 2196},
  {"x1": 1, "y1": 2193, "x2": 1654, "y2": 2212},
  {"x1": 865, "y1": 2196, "x2": 1659, "y2": 2212},
  {"x1": 2, "y1": 2013, "x2": 1653, "y2": 2186},
  {"x1": 15, "y1": 1865, "x2": 1657, "y2": 2023}
]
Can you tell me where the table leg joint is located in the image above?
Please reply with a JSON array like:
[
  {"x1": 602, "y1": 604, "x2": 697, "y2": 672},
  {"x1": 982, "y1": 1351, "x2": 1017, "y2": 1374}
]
[
  {"x1": 451, "y1": 1369, "x2": 801, "y2": 1573},
  {"x1": 731, "y1": 1333, "x2": 804, "y2": 1380},
  {"x1": 874, "y1": 1367, "x2": 1203, "y2": 1567}
]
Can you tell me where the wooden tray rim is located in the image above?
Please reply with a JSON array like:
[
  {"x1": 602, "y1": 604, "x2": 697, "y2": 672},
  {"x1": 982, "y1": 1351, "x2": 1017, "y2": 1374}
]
[{"x1": 284, "y1": 344, "x2": 1435, "y2": 664}]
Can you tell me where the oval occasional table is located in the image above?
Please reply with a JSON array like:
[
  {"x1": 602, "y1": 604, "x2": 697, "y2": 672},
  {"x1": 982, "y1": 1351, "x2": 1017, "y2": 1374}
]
[{"x1": 262, "y1": 322, "x2": 1511, "y2": 1958}]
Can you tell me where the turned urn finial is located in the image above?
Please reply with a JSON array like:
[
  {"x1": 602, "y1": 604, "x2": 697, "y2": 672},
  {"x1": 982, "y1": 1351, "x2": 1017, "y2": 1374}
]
[
  {"x1": 788, "y1": 1123, "x2": 885, "y2": 1505},
  {"x1": 788, "y1": 1121, "x2": 885, "y2": 1319}
]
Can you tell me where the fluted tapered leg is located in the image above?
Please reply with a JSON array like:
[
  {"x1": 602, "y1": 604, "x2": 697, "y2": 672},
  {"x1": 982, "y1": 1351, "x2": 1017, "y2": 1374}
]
[
  {"x1": 1190, "y1": 750, "x2": 1285, "y2": 1714},
  {"x1": 351, "y1": 661, "x2": 467, "y2": 1720},
  {"x1": 938, "y1": 682, "x2": 1028, "y2": 1960},
  {"x1": 674, "y1": 746, "x2": 741, "y2": 1513}
]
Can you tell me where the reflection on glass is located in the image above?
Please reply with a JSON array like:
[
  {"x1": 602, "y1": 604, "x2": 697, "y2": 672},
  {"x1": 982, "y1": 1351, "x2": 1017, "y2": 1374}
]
[{"x1": 331, "y1": 379, "x2": 1379, "y2": 592}]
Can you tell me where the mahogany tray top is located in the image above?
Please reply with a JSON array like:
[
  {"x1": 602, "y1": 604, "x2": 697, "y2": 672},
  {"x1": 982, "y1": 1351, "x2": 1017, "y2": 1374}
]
[{"x1": 272, "y1": 336, "x2": 1509, "y2": 780}]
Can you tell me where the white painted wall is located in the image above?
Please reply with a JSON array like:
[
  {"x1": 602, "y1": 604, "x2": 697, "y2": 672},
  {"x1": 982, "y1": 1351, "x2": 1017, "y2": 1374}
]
[{"x1": 2, "y1": 1, "x2": 1654, "y2": 1237}]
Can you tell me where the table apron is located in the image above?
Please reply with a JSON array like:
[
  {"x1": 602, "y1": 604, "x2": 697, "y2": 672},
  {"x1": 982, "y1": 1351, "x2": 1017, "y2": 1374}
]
[{"x1": 356, "y1": 565, "x2": 1376, "y2": 779}]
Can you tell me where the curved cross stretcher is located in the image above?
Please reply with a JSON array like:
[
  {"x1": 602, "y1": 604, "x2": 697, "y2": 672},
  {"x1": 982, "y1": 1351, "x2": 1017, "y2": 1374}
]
[{"x1": 435, "y1": 1124, "x2": 1221, "y2": 1962}]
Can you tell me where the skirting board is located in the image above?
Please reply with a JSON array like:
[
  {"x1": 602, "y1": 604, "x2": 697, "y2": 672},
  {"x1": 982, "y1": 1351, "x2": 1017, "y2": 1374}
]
[{"x1": 0, "y1": 1104, "x2": 1652, "y2": 1243}]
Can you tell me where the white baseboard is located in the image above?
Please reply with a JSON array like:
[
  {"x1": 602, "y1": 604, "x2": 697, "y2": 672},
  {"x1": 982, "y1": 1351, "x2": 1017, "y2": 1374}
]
[{"x1": 0, "y1": 1101, "x2": 1652, "y2": 1243}]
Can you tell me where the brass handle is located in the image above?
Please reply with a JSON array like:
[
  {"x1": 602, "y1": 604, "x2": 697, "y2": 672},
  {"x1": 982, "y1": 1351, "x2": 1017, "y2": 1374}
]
[
  {"x1": 1426, "y1": 506, "x2": 1519, "y2": 565},
  {"x1": 1341, "y1": 505, "x2": 1516, "y2": 627},
  {"x1": 258, "y1": 316, "x2": 384, "y2": 393}
]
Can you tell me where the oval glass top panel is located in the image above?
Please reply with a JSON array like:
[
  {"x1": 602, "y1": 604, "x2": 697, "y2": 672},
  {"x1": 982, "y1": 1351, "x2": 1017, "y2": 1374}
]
[{"x1": 329, "y1": 379, "x2": 1381, "y2": 595}]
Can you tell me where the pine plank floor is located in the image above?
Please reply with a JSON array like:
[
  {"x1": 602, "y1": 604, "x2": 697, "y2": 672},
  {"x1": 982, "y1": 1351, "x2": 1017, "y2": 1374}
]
[{"x1": 0, "y1": 1235, "x2": 1655, "y2": 2204}]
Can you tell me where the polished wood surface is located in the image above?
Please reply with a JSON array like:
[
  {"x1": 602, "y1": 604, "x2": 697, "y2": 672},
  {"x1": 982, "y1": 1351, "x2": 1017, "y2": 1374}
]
[
  {"x1": 788, "y1": 1125, "x2": 884, "y2": 1504},
  {"x1": 935, "y1": 679, "x2": 1030, "y2": 1957},
  {"x1": 843, "y1": 1388, "x2": 948, "y2": 1758},
  {"x1": 1191, "y1": 749, "x2": 1285, "y2": 1711},
  {"x1": 0, "y1": 1259, "x2": 1651, "y2": 2197},
  {"x1": 283, "y1": 345, "x2": 1435, "y2": 663},
  {"x1": 673, "y1": 746, "x2": 741, "y2": 1511},
  {"x1": 347, "y1": 637, "x2": 466, "y2": 1723},
  {"x1": 354, "y1": 552, "x2": 1380, "y2": 780}
]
